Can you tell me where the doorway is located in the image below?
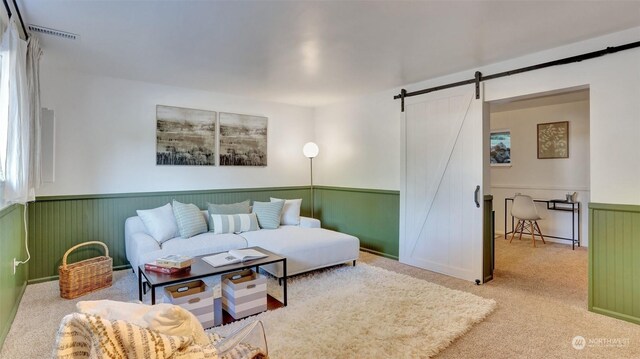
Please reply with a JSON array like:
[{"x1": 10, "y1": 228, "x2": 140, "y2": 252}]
[{"x1": 486, "y1": 87, "x2": 590, "y2": 293}]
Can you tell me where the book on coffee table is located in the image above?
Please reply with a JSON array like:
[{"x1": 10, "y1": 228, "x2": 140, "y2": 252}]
[
  {"x1": 202, "y1": 249, "x2": 268, "y2": 267},
  {"x1": 144, "y1": 261, "x2": 192, "y2": 274},
  {"x1": 155, "y1": 254, "x2": 194, "y2": 268}
]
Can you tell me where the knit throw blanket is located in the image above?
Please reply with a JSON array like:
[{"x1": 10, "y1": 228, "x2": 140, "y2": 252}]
[{"x1": 53, "y1": 313, "x2": 265, "y2": 359}]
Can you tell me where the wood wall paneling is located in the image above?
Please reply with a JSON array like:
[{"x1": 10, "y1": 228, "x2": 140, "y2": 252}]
[
  {"x1": 314, "y1": 186, "x2": 399, "y2": 259},
  {"x1": 0, "y1": 204, "x2": 27, "y2": 350},
  {"x1": 28, "y1": 187, "x2": 311, "y2": 282},
  {"x1": 28, "y1": 186, "x2": 401, "y2": 282},
  {"x1": 589, "y1": 203, "x2": 640, "y2": 324}
]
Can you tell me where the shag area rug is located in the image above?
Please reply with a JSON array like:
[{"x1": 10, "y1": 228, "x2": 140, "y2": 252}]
[
  {"x1": 1, "y1": 263, "x2": 495, "y2": 358},
  {"x1": 219, "y1": 263, "x2": 496, "y2": 358}
]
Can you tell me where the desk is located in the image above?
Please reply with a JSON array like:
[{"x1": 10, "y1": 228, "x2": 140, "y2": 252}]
[{"x1": 504, "y1": 198, "x2": 580, "y2": 250}]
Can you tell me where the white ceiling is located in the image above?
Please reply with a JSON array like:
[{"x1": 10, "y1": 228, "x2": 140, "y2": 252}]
[{"x1": 18, "y1": 0, "x2": 640, "y2": 107}]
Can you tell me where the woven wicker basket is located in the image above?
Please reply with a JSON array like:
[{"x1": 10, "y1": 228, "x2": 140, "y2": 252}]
[{"x1": 59, "y1": 241, "x2": 113, "y2": 299}]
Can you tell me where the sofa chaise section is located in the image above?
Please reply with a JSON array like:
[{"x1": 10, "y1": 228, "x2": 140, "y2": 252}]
[{"x1": 239, "y1": 226, "x2": 360, "y2": 277}]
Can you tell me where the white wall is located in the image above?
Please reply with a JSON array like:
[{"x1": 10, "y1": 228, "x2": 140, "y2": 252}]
[
  {"x1": 314, "y1": 27, "x2": 640, "y2": 206},
  {"x1": 38, "y1": 67, "x2": 315, "y2": 196},
  {"x1": 490, "y1": 99, "x2": 590, "y2": 245},
  {"x1": 38, "y1": 26, "x2": 640, "y2": 205},
  {"x1": 483, "y1": 30, "x2": 640, "y2": 206},
  {"x1": 314, "y1": 90, "x2": 400, "y2": 189}
]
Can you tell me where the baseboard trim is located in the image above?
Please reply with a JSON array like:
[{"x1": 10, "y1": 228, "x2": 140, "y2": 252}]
[
  {"x1": 590, "y1": 306, "x2": 640, "y2": 325},
  {"x1": 0, "y1": 281, "x2": 27, "y2": 351},
  {"x1": 27, "y1": 264, "x2": 132, "y2": 284},
  {"x1": 360, "y1": 247, "x2": 399, "y2": 260}
]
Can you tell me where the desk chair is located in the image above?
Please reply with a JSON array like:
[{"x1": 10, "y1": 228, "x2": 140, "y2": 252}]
[{"x1": 510, "y1": 194, "x2": 546, "y2": 247}]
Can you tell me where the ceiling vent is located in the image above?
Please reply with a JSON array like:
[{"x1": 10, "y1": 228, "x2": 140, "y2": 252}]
[{"x1": 28, "y1": 25, "x2": 78, "y2": 40}]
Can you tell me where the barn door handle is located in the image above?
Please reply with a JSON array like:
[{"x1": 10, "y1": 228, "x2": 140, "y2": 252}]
[{"x1": 474, "y1": 185, "x2": 480, "y2": 208}]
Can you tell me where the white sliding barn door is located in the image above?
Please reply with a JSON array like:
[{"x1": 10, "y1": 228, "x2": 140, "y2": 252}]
[{"x1": 400, "y1": 85, "x2": 484, "y2": 282}]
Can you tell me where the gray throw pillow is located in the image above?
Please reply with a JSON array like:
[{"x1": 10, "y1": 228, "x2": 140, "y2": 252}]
[
  {"x1": 207, "y1": 200, "x2": 251, "y2": 232},
  {"x1": 252, "y1": 201, "x2": 285, "y2": 229},
  {"x1": 172, "y1": 200, "x2": 208, "y2": 238}
]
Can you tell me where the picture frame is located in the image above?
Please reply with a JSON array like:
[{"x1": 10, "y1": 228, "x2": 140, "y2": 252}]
[
  {"x1": 218, "y1": 112, "x2": 268, "y2": 166},
  {"x1": 156, "y1": 105, "x2": 217, "y2": 166},
  {"x1": 490, "y1": 129, "x2": 511, "y2": 166},
  {"x1": 537, "y1": 121, "x2": 569, "y2": 159}
]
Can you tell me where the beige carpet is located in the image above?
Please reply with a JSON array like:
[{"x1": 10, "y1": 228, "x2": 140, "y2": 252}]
[
  {"x1": 3, "y1": 238, "x2": 640, "y2": 358},
  {"x1": 360, "y1": 237, "x2": 640, "y2": 358},
  {"x1": 216, "y1": 263, "x2": 496, "y2": 358},
  {"x1": 1, "y1": 263, "x2": 494, "y2": 358}
]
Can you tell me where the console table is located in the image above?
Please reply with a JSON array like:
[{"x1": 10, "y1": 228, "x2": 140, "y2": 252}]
[{"x1": 504, "y1": 197, "x2": 580, "y2": 250}]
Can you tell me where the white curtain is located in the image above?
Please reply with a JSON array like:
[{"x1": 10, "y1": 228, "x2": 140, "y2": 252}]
[
  {"x1": 27, "y1": 35, "x2": 43, "y2": 193},
  {"x1": 0, "y1": 21, "x2": 13, "y2": 185},
  {"x1": 0, "y1": 19, "x2": 41, "y2": 204}
]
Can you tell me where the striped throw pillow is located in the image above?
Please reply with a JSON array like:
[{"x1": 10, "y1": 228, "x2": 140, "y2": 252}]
[
  {"x1": 172, "y1": 200, "x2": 208, "y2": 238},
  {"x1": 252, "y1": 200, "x2": 284, "y2": 229},
  {"x1": 207, "y1": 200, "x2": 251, "y2": 232},
  {"x1": 210, "y1": 213, "x2": 259, "y2": 234}
]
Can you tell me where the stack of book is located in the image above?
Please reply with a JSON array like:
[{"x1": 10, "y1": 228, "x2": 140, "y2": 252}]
[{"x1": 144, "y1": 254, "x2": 194, "y2": 274}]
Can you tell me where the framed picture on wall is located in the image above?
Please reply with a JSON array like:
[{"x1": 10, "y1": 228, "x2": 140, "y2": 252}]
[
  {"x1": 156, "y1": 105, "x2": 217, "y2": 166},
  {"x1": 490, "y1": 130, "x2": 511, "y2": 166},
  {"x1": 219, "y1": 112, "x2": 268, "y2": 166},
  {"x1": 537, "y1": 121, "x2": 569, "y2": 159}
]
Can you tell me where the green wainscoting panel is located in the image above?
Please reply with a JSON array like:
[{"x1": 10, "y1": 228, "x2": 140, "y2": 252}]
[
  {"x1": 28, "y1": 187, "x2": 311, "y2": 282},
  {"x1": 0, "y1": 204, "x2": 27, "y2": 350},
  {"x1": 314, "y1": 186, "x2": 399, "y2": 259},
  {"x1": 589, "y1": 202, "x2": 640, "y2": 325}
]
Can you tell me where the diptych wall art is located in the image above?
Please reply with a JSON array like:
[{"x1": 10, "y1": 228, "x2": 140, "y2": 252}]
[
  {"x1": 156, "y1": 105, "x2": 217, "y2": 166},
  {"x1": 156, "y1": 106, "x2": 268, "y2": 166}
]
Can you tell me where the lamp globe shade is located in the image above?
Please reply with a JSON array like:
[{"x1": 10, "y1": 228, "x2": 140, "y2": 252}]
[{"x1": 303, "y1": 142, "x2": 319, "y2": 158}]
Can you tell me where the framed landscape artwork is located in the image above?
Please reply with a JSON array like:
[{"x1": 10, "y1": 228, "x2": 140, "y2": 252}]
[
  {"x1": 219, "y1": 112, "x2": 268, "y2": 166},
  {"x1": 490, "y1": 130, "x2": 511, "y2": 166},
  {"x1": 156, "y1": 105, "x2": 217, "y2": 166},
  {"x1": 537, "y1": 121, "x2": 569, "y2": 159}
]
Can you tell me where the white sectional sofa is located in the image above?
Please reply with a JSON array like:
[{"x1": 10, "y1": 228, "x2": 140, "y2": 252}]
[{"x1": 125, "y1": 211, "x2": 360, "y2": 278}]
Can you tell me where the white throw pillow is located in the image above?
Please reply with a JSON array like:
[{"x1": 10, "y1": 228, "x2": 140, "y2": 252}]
[
  {"x1": 137, "y1": 203, "x2": 179, "y2": 245},
  {"x1": 76, "y1": 300, "x2": 209, "y2": 345},
  {"x1": 270, "y1": 197, "x2": 302, "y2": 225}
]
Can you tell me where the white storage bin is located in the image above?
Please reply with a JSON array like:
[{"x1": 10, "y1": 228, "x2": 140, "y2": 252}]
[
  {"x1": 164, "y1": 280, "x2": 215, "y2": 328},
  {"x1": 222, "y1": 269, "x2": 267, "y2": 319}
]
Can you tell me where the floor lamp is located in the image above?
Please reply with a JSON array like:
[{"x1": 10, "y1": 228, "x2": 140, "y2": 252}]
[{"x1": 303, "y1": 142, "x2": 319, "y2": 218}]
